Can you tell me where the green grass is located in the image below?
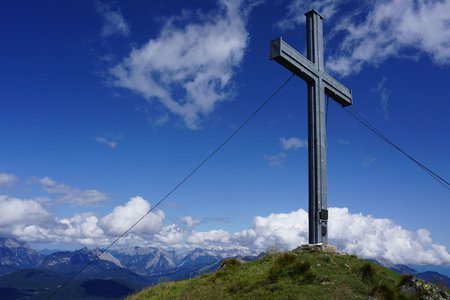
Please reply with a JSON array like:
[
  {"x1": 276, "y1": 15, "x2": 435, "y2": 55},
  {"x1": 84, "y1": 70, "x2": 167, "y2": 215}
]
[{"x1": 127, "y1": 249, "x2": 421, "y2": 300}]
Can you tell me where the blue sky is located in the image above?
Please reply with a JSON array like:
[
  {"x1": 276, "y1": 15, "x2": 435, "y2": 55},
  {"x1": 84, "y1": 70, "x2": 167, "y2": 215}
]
[{"x1": 0, "y1": 0, "x2": 449, "y2": 265}]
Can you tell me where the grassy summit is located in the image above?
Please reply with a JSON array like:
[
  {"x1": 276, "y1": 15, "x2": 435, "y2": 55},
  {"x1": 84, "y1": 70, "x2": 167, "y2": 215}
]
[{"x1": 127, "y1": 246, "x2": 449, "y2": 300}]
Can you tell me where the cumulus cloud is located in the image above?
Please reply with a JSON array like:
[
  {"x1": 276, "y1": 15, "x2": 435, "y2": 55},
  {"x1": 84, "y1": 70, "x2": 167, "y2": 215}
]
[
  {"x1": 182, "y1": 216, "x2": 201, "y2": 228},
  {"x1": 0, "y1": 195, "x2": 51, "y2": 229},
  {"x1": 2, "y1": 192, "x2": 449, "y2": 265},
  {"x1": 0, "y1": 194, "x2": 57, "y2": 243},
  {"x1": 280, "y1": 137, "x2": 308, "y2": 150},
  {"x1": 0, "y1": 172, "x2": 19, "y2": 187},
  {"x1": 57, "y1": 213, "x2": 109, "y2": 246},
  {"x1": 329, "y1": 207, "x2": 450, "y2": 265},
  {"x1": 0, "y1": 195, "x2": 164, "y2": 247},
  {"x1": 110, "y1": 0, "x2": 252, "y2": 129},
  {"x1": 153, "y1": 208, "x2": 450, "y2": 265},
  {"x1": 0, "y1": 194, "x2": 110, "y2": 245},
  {"x1": 155, "y1": 224, "x2": 185, "y2": 246},
  {"x1": 100, "y1": 196, "x2": 164, "y2": 236},
  {"x1": 278, "y1": 0, "x2": 450, "y2": 76},
  {"x1": 96, "y1": 1, "x2": 130, "y2": 37},
  {"x1": 235, "y1": 209, "x2": 309, "y2": 250},
  {"x1": 187, "y1": 229, "x2": 231, "y2": 246},
  {"x1": 37, "y1": 176, "x2": 109, "y2": 206}
]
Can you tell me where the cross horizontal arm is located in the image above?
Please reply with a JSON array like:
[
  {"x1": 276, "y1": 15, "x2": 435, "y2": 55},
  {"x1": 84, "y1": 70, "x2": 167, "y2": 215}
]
[
  {"x1": 322, "y1": 73, "x2": 352, "y2": 107},
  {"x1": 270, "y1": 37, "x2": 352, "y2": 107},
  {"x1": 270, "y1": 37, "x2": 317, "y2": 83}
]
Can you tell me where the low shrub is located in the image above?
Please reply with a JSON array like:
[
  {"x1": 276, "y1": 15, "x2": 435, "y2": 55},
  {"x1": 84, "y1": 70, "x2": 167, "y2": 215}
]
[
  {"x1": 302, "y1": 271, "x2": 316, "y2": 284},
  {"x1": 268, "y1": 252, "x2": 297, "y2": 281},
  {"x1": 220, "y1": 258, "x2": 242, "y2": 270},
  {"x1": 290, "y1": 261, "x2": 312, "y2": 277},
  {"x1": 276, "y1": 252, "x2": 297, "y2": 267},
  {"x1": 399, "y1": 274, "x2": 414, "y2": 286},
  {"x1": 321, "y1": 254, "x2": 333, "y2": 264},
  {"x1": 360, "y1": 263, "x2": 376, "y2": 282},
  {"x1": 372, "y1": 284, "x2": 397, "y2": 300}
]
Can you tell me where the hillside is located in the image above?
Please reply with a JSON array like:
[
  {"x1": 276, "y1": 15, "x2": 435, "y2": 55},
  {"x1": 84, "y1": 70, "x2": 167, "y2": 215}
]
[{"x1": 128, "y1": 245, "x2": 450, "y2": 300}]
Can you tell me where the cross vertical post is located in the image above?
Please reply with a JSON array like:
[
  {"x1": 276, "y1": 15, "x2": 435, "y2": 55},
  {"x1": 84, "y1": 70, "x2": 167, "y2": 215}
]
[
  {"x1": 270, "y1": 10, "x2": 352, "y2": 244},
  {"x1": 306, "y1": 10, "x2": 327, "y2": 244}
]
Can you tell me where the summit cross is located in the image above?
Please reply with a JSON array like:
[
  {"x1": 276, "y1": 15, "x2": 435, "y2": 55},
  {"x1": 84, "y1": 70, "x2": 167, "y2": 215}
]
[{"x1": 270, "y1": 10, "x2": 353, "y2": 244}]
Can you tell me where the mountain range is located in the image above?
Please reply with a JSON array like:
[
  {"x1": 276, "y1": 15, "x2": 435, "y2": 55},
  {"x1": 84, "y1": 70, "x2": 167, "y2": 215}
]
[
  {"x1": 0, "y1": 238, "x2": 257, "y2": 299},
  {"x1": 0, "y1": 237, "x2": 448, "y2": 299}
]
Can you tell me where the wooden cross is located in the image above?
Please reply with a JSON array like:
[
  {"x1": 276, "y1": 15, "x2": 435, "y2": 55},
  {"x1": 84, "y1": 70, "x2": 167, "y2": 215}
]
[{"x1": 270, "y1": 10, "x2": 352, "y2": 244}]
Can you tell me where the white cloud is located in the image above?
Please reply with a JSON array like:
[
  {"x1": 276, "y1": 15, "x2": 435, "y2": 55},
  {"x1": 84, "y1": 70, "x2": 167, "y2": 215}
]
[
  {"x1": 187, "y1": 229, "x2": 231, "y2": 246},
  {"x1": 276, "y1": 0, "x2": 345, "y2": 29},
  {"x1": 154, "y1": 208, "x2": 450, "y2": 265},
  {"x1": 329, "y1": 207, "x2": 450, "y2": 265},
  {"x1": 0, "y1": 194, "x2": 57, "y2": 243},
  {"x1": 2, "y1": 192, "x2": 448, "y2": 265},
  {"x1": 278, "y1": 0, "x2": 450, "y2": 76},
  {"x1": 155, "y1": 224, "x2": 186, "y2": 245},
  {"x1": 264, "y1": 152, "x2": 287, "y2": 167},
  {"x1": 96, "y1": 1, "x2": 130, "y2": 37},
  {"x1": 280, "y1": 137, "x2": 308, "y2": 150},
  {"x1": 0, "y1": 195, "x2": 51, "y2": 229},
  {"x1": 110, "y1": 0, "x2": 252, "y2": 129},
  {"x1": 182, "y1": 216, "x2": 201, "y2": 228},
  {"x1": 153, "y1": 113, "x2": 170, "y2": 127},
  {"x1": 374, "y1": 77, "x2": 391, "y2": 119},
  {"x1": 94, "y1": 136, "x2": 118, "y2": 149},
  {"x1": 100, "y1": 196, "x2": 165, "y2": 236},
  {"x1": 37, "y1": 176, "x2": 108, "y2": 206},
  {"x1": 235, "y1": 209, "x2": 309, "y2": 250},
  {"x1": 60, "y1": 214, "x2": 104, "y2": 239},
  {"x1": 57, "y1": 213, "x2": 110, "y2": 247},
  {"x1": 0, "y1": 194, "x2": 163, "y2": 247},
  {"x1": 0, "y1": 172, "x2": 19, "y2": 187}
]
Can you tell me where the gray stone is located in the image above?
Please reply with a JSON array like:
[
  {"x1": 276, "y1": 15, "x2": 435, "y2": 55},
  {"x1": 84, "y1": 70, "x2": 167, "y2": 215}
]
[
  {"x1": 400, "y1": 277, "x2": 450, "y2": 300},
  {"x1": 297, "y1": 243, "x2": 338, "y2": 253}
]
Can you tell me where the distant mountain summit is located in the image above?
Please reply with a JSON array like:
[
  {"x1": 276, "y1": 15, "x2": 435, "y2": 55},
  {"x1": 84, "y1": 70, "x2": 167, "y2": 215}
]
[
  {"x1": 39, "y1": 247, "x2": 134, "y2": 279},
  {"x1": 180, "y1": 248, "x2": 220, "y2": 266},
  {"x1": 0, "y1": 237, "x2": 42, "y2": 275},
  {"x1": 113, "y1": 247, "x2": 181, "y2": 276}
]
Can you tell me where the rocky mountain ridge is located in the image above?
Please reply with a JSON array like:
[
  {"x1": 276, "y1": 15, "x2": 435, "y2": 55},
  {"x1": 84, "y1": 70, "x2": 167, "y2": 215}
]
[
  {"x1": 0, "y1": 238, "x2": 42, "y2": 275},
  {"x1": 0, "y1": 237, "x2": 449, "y2": 299}
]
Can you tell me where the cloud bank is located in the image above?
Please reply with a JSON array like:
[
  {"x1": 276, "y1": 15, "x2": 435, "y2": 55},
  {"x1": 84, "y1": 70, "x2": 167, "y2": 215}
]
[
  {"x1": 2, "y1": 192, "x2": 449, "y2": 265},
  {"x1": 110, "y1": 0, "x2": 252, "y2": 129},
  {"x1": 278, "y1": 0, "x2": 450, "y2": 76}
]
